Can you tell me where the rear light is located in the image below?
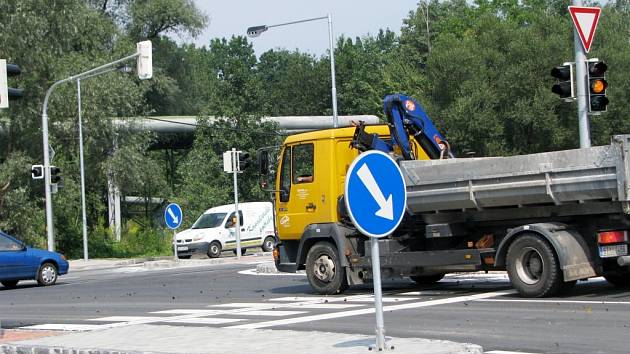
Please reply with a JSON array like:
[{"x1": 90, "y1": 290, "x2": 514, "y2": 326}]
[{"x1": 598, "y1": 230, "x2": 628, "y2": 244}]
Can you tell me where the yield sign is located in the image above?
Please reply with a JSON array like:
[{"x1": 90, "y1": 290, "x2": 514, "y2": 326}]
[{"x1": 569, "y1": 6, "x2": 601, "y2": 53}]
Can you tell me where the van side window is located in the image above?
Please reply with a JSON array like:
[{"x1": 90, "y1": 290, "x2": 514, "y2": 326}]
[
  {"x1": 225, "y1": 211, "x2": 244, "y2": 228},
  {"x1": 279, "y1": 147, "x2": 291, "y2": 202},
  {"x1": 293, "y1": 144, "x2": 314, "y2": 184}
]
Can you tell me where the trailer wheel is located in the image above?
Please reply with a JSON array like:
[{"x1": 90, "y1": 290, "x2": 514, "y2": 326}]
[
  {"x1": 305, "y1": 241, "x2": 348, "y2": 295},
  {"x1": 410, "y1": 273, "x2": 445, "y2": 284},
  {"x1": 506, "y1": 233, "x2": 564, "y2": 297}
]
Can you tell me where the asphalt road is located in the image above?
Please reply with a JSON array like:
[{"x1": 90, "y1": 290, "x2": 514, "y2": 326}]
[{"x1": 1, "y1": 259, "x2": 629, "y2": 354}]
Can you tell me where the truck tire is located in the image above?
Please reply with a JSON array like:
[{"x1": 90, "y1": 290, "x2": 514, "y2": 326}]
[
  {"x1": 410, "y1": 273, "x2": 445, "y2": 285},
  {"x1": 207, "y1": 241, "x2": 222, "y2": 258},
  {"x1": 305, "y1": 241, "x2": 348, "y2": 295},
  {"x1": 506, "y1": 233, "x2": 564, "y2": 297},
  {"x1": 604, "y1": 271, "x2": 630, "y2": 287}
]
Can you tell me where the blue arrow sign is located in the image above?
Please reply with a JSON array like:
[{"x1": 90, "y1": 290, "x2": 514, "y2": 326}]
[
  {"x1": 164, "y1": 203, "x2": 183, "y2": 230},
  {"x1": 345, "y1": 150, "x2": 407, "y2": 238}
]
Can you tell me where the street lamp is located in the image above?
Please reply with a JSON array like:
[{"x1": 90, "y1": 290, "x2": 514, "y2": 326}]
[
  {"x1": 247, "y1": 14, "x2": 339, "y2": 128},
  {"x1": 42, "y1": 41, "x2": 152, "y2": 252}
]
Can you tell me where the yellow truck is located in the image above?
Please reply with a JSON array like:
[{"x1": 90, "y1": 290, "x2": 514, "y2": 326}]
[{"x1": 258, "y1": 94, "x2": 630, "y2": 297}]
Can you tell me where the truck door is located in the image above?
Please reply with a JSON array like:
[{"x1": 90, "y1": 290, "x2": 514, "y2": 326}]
[{"x1": 276, "y1": 143, "x2": 325, "y2": 240}]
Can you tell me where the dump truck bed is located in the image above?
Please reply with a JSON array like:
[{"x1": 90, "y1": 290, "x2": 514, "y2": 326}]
[{"x1": 401, "y1": 135, "x2": 630, "y2": 215}]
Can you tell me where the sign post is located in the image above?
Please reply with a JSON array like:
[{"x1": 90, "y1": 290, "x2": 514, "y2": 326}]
[
  {"x1": 345, "y1": 150, "x2": 407, "y2": 351},
  {"x1": 569, "y1": 4, "x2": 602, "y2": 148},
  {"x1": 164, "y1": 203, "x2": 183, "y2": 260},
  {"x1": 223, "y1": 149, "x2": 242, "y2": 259}
]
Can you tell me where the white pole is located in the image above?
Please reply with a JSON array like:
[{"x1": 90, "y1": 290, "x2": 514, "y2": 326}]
[
  {"x1": 233, "y1": 148, "x2": 242, "y2": 259},
  {"x1": 327, "y1": 13, "x2": 339, "y2": 128},
  {"x1": 371, "y1": 238, "x2": 387, "y2": 350},
  {"x1": 173, "y1": 229, "x2": 178, "y2": 260},
  {"x1": 77, "y1": 79, "x2": 89, "y2": 261},
  {"x1": 572, "y1": 0, "x2": 591, "y2": 148}
]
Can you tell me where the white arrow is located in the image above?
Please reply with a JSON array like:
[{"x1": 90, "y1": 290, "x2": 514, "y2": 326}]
[
  {"x1": 357, "y1": 163, "x2": 393, "y2": 220},
  {"x1": 167, "y1": 207, "x2": 179, "y2": 225}
]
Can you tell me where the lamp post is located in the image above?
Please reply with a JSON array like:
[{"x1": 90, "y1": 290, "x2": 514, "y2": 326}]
[
  {"x1": 42, "y1": 41, "x2": 152, "y2": 251},
  {"x1": 247, "y1": 14, "x2": 339, "y2": 128}
]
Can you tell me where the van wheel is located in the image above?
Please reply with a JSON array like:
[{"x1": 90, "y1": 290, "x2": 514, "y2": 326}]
[
  {"x1": 208, "y1": 242, "x2": 222, "y2": 258},
  {"x1": 305, "y1": 242, "x2": 348, "y2": 295},
  {"x1": 506, "y1": 233, "x2": 564, "y2": 297},
  {"x1": 262, "y1": 236, "x2": 276, "y2": 252}
]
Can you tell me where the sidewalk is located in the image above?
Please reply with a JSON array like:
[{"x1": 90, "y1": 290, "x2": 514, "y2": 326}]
[
  {"x1": 0, "y1": 324, "x2": 483, "y2": 354},
  {"x1": 68, "y1": 252, "x2": 273, "y2": 272}
]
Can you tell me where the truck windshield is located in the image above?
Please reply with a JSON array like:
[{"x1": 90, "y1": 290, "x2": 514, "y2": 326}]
[{"x1": 191, "y1": 213, "x2": 227, "y2": 229}]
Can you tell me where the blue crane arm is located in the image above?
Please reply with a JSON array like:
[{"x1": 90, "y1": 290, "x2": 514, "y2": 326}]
[{"x1": 350, "y1": 94, "x2": 452, "y2": 160}]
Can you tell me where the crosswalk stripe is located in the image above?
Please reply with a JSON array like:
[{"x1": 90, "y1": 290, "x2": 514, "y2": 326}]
[{"x1": 19, "y1": 324, "x2": 108, "y2": 331}]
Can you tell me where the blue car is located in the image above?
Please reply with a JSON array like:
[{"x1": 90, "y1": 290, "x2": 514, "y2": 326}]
[{"x1": 0, "y1": 231, "x2": 69, "y2": 288}]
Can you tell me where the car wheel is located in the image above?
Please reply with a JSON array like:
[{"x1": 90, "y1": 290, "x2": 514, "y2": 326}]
[
  {"x1": 506, "y1": 233, "x2": 564, "y2": 297},
  {"x1": 37, "y1": 262, "x2": 58, "y2": 286},
  {"x1": 410, "y1": 273, "x2": 445, "y2": 284},
  {"x1": 305, "y1": 241, "x2": 348, "y2": 295},
  {"x1": 1, "y1": 280, "x2": 19, "y2": 288},
  {"x1": 262, "y1": 236, "x2": 276, "y2": 252},
  {"x1": 178, "y1": 255, "x2": 192, "y2": 259},
  {"x1": 207, "y1": 241, "x2": 222, "y2": 258}
]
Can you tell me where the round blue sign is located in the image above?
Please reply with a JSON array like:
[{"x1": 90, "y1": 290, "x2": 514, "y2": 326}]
[
  {"x1": 164, "y1": 203, "x2": 183, "y2": 230},
  {"x1": 344, "y1": 150, "x2": 407, "y2": 238}
]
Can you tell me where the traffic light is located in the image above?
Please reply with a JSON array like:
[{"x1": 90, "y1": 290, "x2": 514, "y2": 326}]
[
  {"x1": 238, "y1": 152, "x2": 251, "y2": 171},
  {"x1": 50, "y1": 166, "x2": 62, "y2": 184},
  {"x1": 587, "y1": 60, "x2": 608, "y2": 113},
  {"x1": 550, "y1": 63, "x2": 574, "y2": 101},
  {"x1": 0, "y1": 59, "x2": 23, "y2": 108},
  {"x1": 31, "y1": 165, "x2": 44, "y2": 180}
]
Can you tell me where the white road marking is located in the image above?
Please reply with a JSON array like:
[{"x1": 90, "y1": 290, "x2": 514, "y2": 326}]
[
  {"x1": 227, "y1": 290, "x2": 514, "y2": 329},
  {"x1": 345, "y1": 297, "x2": 419, "y2": 303},
  {"x1": 477, "y1": 299, "x2": 630, "y2": 305},
  {"x1": 234, "y1": 310, "x2": 307, "y2": 317},
  {"x1": 238, "y1": 268, "x2": 306, "y2": 276},
  {"x1": 168, "y1": 318, "x2": 243, "y2": 324},
  {"x1": 89, "y1": 316, "x2": 170, "y2": 322},
  {"x1": 20, "y1": 324, "x2": 107, "y2": 331},
  {"x1": 486, "y1": 351, "x2": 541, "y2": 354}
]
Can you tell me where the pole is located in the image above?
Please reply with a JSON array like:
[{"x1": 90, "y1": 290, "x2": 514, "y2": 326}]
[
  {"x1": 77, "y1": 80, "x2": 89, "y2": 261},
  {"x1": 327, "y1": 13, "x2": 339, "y2": 128},
  {"x1": 233, "y1": 148, "x2": 242, "y2": 259},
  {"x1": 41, "y1": 51, "x2": 140, "y2": 251},
  {"x1": 173, "y1": 229, "x2": 178, "y2": 260},
  {"x1": 371, "y1": 238, "x2": 387, "y2": 350},
  {"x1": 573, "y1": 0, "x2": 590, "y2": 148}
]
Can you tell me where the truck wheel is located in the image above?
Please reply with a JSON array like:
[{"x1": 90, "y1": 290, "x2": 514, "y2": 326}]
[
  {"x1": 305, "y1": 242, "x2": 348, "y2": 295},
  {"x1": 262, "y1": 236, "x2": 276, "y2": 252},
  {"x1": 604, "y1": 271, "x2": 630, "y2": 287},
  {"x1": 410, "y1": 273, "x2": 445, "y2": 284},
  {"x1": 207, "y1": 241, "x2": 222, "y2": 258},
  {"x1": 506, "y1": 234, "x2": 564, "y2": 297}
]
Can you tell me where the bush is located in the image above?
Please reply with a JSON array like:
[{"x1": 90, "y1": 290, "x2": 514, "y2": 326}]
[{"x1": 85, "y1": 223, "x2": 172, "y2": 259}]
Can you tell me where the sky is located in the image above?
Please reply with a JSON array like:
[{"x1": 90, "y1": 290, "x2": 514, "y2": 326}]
[{"x1": 188, "y1": 0, "x2": 421, "y2": 56}]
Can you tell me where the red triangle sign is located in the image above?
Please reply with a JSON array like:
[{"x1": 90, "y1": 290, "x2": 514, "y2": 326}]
[{"x1": 569, "y1": 6, "x2": 601, "y2": 53}]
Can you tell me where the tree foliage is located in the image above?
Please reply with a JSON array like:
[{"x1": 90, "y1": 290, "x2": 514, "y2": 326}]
[{"x1": 1, "y1": 0, "x2": 629, "y2": 257}]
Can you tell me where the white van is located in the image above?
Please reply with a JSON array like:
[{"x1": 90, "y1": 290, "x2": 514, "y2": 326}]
[{"x1": 174, "y1": 202, "x2": 275, "y2": 259}]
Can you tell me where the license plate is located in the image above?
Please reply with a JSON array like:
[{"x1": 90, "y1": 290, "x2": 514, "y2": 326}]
[
  {"x1": 599, "y1": 244, "x2": 627, "y2": 258},
  {"x1": 177, "y1": 246, "x2": 188, "y2": 251}
]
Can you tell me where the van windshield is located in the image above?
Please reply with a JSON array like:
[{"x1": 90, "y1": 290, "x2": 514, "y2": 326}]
[{"x1": 192, "y1": 213, "x2": 227, "y2": 229}]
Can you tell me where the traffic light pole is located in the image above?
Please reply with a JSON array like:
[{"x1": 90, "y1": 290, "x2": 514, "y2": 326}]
[
  {"x1": 232, "y1": 148, "x2": 242, "y2": 260},
  {"x1": 573, "y1": 0, "x2": 591, "y2": 148},
  {"x1": 41, "y1": 52, "x2": 141, "y2": 251}
]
